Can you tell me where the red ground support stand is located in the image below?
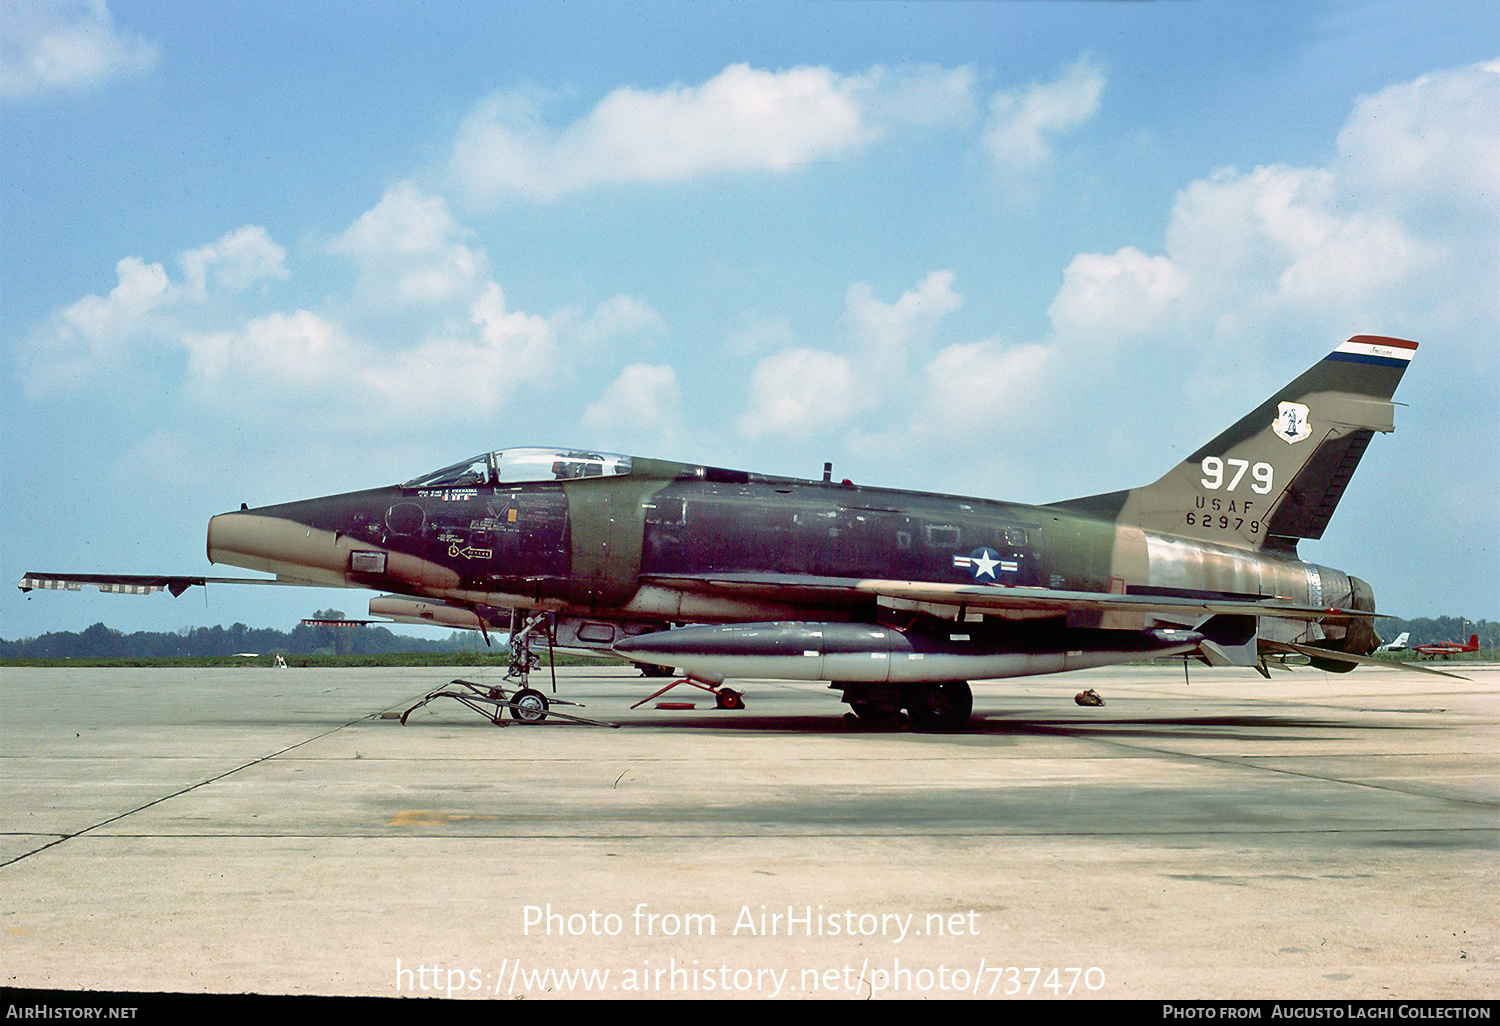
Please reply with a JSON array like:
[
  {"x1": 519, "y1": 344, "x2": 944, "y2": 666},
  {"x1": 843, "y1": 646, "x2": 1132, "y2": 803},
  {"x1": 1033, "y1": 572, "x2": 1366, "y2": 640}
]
[{"x1": 630, "y1": 678, "x2": 745, "y2": 710}]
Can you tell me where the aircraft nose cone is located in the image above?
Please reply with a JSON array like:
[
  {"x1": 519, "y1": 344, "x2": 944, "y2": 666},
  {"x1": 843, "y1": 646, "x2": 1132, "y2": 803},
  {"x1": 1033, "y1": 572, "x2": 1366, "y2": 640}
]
[
  {"x1": 206, "y1": 510, "x2": 251, "y2": 568},
  {"x1": 207, "y1": 490, "x2": 386, "y2": 573},
  {"x1": 206, "y1": 509, "x2": 337, "y2": 579},
  {"x1": 206, "y1": 489, "x2": 461, "y2": 592}
]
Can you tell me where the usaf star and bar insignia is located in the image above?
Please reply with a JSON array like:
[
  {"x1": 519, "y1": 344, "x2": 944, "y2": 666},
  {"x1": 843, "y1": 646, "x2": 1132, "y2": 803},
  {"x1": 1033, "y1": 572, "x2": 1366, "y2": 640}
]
[{"x1": 953, "y1": 547, "x2": 1019, "y2": 581}]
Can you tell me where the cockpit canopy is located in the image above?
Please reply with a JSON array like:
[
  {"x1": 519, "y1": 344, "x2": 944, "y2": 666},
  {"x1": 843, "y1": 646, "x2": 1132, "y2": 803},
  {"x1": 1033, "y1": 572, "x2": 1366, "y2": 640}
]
[{"x1": 404, "y1": 448, "x2": 633, "y2": 489}]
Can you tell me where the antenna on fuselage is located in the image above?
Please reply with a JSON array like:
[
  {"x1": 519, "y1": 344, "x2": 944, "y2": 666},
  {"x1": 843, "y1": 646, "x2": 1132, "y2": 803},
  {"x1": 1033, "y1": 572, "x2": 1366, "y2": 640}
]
[{"x1": 823, "y1": 462, "x2": 832, "y2": 483}]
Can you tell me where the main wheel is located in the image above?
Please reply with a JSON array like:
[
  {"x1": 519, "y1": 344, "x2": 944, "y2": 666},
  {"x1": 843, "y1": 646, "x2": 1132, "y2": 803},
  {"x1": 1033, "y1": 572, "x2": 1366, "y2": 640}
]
[
  {"x1": 904, "y1": 681, "x2": 973, "y2": 732},
  {"x1": 509, "y1": 687, "x2": 550, "y2": 723},
  {"x1": 848, "y1": 698, "x2": 900, "y2": 723}
]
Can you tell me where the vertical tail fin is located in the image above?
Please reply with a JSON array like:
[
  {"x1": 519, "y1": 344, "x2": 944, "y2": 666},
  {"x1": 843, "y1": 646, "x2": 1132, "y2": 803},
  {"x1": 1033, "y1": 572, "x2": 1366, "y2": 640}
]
[{"x1": 1055, "y1": 336, "x2": 1416, "y2": 552}]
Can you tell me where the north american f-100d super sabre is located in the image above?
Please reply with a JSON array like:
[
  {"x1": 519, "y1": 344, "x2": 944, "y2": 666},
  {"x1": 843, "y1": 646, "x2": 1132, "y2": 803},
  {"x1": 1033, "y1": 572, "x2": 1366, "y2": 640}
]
[{"x1": 22, "y1": 336, "x2": 1426, "y2": 730}]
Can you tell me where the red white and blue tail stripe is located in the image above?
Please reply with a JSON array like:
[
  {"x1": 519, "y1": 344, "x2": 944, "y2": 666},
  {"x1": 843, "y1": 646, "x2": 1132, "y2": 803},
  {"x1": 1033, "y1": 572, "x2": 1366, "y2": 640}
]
[{"x1": 1326, "y1": 335, "x2": 1418, "y2": 368}]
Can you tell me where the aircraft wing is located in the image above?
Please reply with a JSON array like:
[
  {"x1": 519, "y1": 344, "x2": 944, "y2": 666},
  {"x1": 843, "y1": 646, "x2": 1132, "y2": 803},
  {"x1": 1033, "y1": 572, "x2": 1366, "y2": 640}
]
[
  {"x1": 18, "y1": 572, "x2": 323, "y2": 597},
  {"x1": 29, "y1": 568, "x2": 1387, "y2": 623},
  {"x1": 641, "y1": 572, "x2": 1379, "y2": 621}
]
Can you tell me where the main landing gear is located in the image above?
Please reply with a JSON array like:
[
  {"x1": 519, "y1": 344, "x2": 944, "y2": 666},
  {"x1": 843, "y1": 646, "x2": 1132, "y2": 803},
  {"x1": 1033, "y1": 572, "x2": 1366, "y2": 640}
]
[{"x1": 839, "y1": 681, "x2": 974, "y2": 732}]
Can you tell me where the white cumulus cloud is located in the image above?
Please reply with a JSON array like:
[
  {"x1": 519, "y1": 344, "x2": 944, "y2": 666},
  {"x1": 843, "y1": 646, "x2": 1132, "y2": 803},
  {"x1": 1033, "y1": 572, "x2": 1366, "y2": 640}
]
[
  {"x1": 332, "y1": 182, "x2": 487, "y2": 306},
  {"x1": 737, "y1": 269, "x2": 1050, "y2": 457},
  {"x1": 1047, "y1": 61, "x2": 1500, "y2": 358},
  {"x1": 16, "y1": 186, "x2": 677, "y2": 429},
  {"x1": 184, "y1": 310, "x2": 353, "y2": 392},
  {"x1": 740, "y1": 271, "x2": 966, "y2": 441},
  {"x1": 1, "y1": 0, "x2": 157, "y2": 98},
  {"x1": 1050, "y1": 246, "x2": 1190, "y2": 343},
  {"x1": 575, "y1": 295, "x2": 668, "y2": 346},
  {"x1": 20, "y1": 256, "x2": 170, "y2": 392},
  {"x1": 583, "y1": 363, "x2": 683, "y2": 441},
  {"x1": 451, "y1": 62, "x2": 978, "y2": 203},
  {"x1": 851, "y1": 63, "x2": 979, "y2": 127},
  {"x1": 19, "y1": 226, "x2": 291, "y2": 394},
  {"x1": 1031, "y1": 58, "x2": 1499, "y2": 507},
  {"x1": 468, "y1": 282, "x2": 557, "y2": 385},
  {"x1": 984, "y1": 55, "x2": 1105, "y2": 169},
  {"x1": 845, "y1": 269, "x2": 963, "y2": 373},
  {"x1": 738, "y1": 348, "x2": 862, "y2": 440},
  {"x1": 1337, "y1": 58, "x2": 1500, "y2": 215},
  {"x1": 919, "y1": 340, "x2": 1053, "y2": 435},
  {"x1": 179, "y1": 284, "x2": 560, "y2": 420},
  {"x1": 180, "y1": 226, "x2": 289, "y2": 299},
  {"x1": 1050, "y1": 160, "x2": 1449, "y2": 352},
  {"x1": 59, "y1": 255, "x2": 171, "y2": 341}
]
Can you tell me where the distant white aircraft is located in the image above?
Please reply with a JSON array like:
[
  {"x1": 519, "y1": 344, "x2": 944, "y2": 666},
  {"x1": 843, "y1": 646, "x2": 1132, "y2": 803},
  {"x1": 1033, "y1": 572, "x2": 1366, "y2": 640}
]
[{"x1": 1375, "y1": 632, "x2": 1410, "y2": 654}]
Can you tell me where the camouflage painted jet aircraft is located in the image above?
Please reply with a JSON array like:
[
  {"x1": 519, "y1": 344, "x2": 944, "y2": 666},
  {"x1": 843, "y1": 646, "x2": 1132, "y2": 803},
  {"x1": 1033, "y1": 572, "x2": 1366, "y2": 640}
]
[{"x1": 21, "y1": 335, "x2": 1421, "y2": 730}]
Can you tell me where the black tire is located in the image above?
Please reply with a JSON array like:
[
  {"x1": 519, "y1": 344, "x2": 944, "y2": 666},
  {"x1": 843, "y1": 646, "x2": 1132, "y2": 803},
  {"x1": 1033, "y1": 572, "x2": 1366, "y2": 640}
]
[
  {"x1": 904, "y1": 681, "x2": 973, "y2": 732},
  {"x1": 715, "y1": 687, "x2": 744, "y2": 710},
  {"x1": 849, "y1": 698, "x2": 899, "y2": 722},
  {"x1": 509, "y1": 687, "x2": 550, "y2": 723}
]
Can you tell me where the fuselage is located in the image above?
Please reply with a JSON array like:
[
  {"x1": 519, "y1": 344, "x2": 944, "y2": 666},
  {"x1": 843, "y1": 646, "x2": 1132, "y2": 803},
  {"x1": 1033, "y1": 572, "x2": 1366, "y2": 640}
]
[{"x1": 205, "y1": 448, "x2": 1366, "y2": 641}]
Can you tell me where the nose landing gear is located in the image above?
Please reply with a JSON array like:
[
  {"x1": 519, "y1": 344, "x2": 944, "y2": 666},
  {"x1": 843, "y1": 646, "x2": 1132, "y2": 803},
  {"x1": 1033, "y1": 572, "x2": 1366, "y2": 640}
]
[
  {"x1": 398, "y1": 609, "x2": 617, "y2": 727},
  {"x1": 398, "y1": 679, "x2": 615, "y2": 727}
]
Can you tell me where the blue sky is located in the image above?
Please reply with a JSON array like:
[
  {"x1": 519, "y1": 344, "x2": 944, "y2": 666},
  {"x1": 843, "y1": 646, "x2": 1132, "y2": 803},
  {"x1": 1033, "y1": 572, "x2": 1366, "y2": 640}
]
[{"x1": 3, "y1": 0, "x2": 1497, "y2": 639}]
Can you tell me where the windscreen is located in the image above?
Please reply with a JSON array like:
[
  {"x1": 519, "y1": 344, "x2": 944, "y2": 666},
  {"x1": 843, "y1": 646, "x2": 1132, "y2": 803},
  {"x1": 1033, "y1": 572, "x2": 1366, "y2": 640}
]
[
  {"x1": 405, "y1": 449, "x2": 632, "y2": 488},
  {"x1": 403, "y1": 455, "x2": 493, "y2": 488}
]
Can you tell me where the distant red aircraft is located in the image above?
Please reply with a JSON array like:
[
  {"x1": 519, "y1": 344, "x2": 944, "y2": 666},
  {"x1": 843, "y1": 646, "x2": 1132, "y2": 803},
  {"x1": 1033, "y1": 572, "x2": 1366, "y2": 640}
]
[{"x1": 1412, "y1": 634, "x2": 1480, "y2": 658}]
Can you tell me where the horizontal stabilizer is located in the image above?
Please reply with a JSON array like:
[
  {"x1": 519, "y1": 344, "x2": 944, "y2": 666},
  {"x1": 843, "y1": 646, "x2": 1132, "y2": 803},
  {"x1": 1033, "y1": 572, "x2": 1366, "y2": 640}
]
[{"x1": 1261, "y1": 639, "x2": 1469, "y2": 680}]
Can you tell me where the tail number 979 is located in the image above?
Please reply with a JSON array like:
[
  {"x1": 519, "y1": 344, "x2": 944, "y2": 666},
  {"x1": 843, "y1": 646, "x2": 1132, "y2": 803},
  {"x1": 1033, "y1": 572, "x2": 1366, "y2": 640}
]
[{"x1": 1201, "y1": 457, "x2": 1273, "y2": 494}]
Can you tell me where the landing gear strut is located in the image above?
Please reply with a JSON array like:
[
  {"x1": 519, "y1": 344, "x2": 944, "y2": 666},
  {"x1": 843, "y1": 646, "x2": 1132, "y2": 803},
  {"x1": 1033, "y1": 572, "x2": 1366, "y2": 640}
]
[{"x1": 507, "y1": 610, "x2": 553, "y2": 690}]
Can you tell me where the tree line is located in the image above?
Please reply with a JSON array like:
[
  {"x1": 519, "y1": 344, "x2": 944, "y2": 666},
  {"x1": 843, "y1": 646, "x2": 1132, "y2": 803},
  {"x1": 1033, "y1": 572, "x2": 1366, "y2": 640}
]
[{"x1": 0, "y1": 610, "x2": 486, "y2": 659}]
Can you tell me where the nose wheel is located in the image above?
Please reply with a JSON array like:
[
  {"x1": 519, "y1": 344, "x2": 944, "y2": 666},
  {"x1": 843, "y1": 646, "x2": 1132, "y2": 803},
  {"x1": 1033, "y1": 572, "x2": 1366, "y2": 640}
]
[{"x1": 509, "y1": 687, "x2": 550, "y2": 723}]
